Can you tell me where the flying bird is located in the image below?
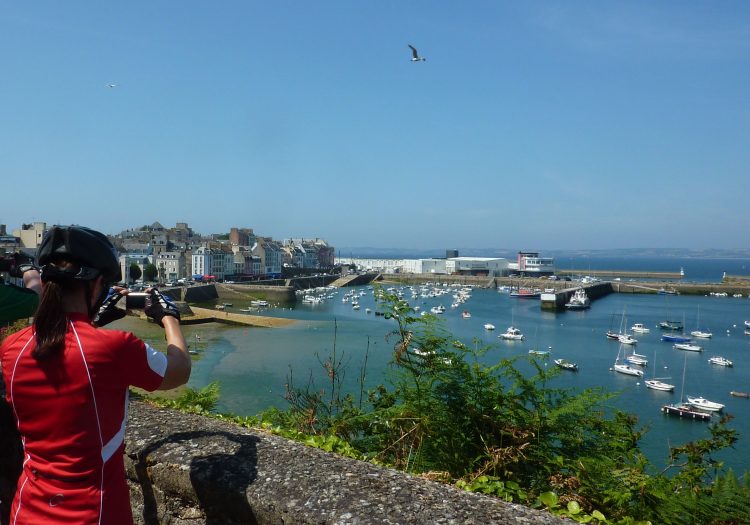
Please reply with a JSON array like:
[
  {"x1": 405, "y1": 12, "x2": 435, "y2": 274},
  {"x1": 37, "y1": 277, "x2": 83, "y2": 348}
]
[{"x1": 408, "y1": 45, "x2": 426, "y2": 62}]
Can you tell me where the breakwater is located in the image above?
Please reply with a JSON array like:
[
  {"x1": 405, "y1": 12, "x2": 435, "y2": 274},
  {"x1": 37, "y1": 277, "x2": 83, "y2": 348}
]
[
  {"x1": 377, "y1": 273, "x2": 750, "y2": 297},
  {"x1": 557, "y1": 269, "x2": 683, "y2": 279}
]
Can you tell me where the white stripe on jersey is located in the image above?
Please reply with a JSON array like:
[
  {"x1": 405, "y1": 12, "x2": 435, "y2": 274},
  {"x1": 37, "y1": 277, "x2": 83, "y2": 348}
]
[
  {"x1": 101, "y1": 391, "x2": 129, "y2": 463},
  {"x1": 144, "y1": 343, "x2": 168, "y2": 377}
]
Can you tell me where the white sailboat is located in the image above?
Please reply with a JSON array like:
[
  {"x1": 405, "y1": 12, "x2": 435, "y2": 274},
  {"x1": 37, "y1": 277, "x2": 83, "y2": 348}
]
[
  {"x1": 612, "y1": 343, "x2": 644, "y2": 377},
  {"x1": 661, "y1": 352, "x2": 712, "y2": 421},
  {"x1": 644, "y1": 345, "x2": 674, "y2": 392},
  {"x1": 690, "y1": 305, "x2": 712, "y2": 339}
]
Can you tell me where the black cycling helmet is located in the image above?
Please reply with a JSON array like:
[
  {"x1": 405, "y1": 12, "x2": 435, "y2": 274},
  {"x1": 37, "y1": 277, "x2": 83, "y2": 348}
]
[{"x1": 36, "y1": 225, "x2": 121, "y2": 284}]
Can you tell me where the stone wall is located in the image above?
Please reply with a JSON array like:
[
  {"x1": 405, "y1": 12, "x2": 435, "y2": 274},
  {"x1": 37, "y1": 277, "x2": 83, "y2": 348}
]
[{"x1": 125, "y1": 402, "x2": 565, "y2": 525}]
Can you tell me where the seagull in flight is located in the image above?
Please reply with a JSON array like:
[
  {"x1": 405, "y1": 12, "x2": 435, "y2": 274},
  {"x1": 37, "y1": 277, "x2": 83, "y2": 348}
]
[{"x1": 408, "y1": 45, "x2": 426, "y2": 62}]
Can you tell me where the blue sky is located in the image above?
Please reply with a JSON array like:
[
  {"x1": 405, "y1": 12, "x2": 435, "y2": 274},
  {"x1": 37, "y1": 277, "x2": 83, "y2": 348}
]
[{"x1": 1, "y1": 2, "x2": 748, "y2": 250}]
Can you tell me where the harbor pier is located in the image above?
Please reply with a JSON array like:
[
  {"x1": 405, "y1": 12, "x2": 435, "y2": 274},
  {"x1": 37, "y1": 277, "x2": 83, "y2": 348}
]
[
  {"x1": 556, "y1": 269, "x2": 683, "y2": 280},
  {"x1": 541, "y1": 283, "x2": 614, "y2": 311}
]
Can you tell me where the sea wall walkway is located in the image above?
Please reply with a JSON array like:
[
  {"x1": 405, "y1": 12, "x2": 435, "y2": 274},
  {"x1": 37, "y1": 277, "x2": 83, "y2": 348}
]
[{"x1": 125, "y1": 401, "x2": 565, "y2": 525}]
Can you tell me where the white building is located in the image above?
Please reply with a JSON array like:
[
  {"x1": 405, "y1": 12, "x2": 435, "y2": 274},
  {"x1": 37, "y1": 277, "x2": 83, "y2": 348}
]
[
  {"x1": 507, "y1": 251, "x2": 555, "y2": 276},
  {"x1": 447, "y1": 257, "x2": 509, "y2": 276},
  {"x1": 192, "y1": 247, "x2": 213, "y2": 278},
  {"x1": 12, "y1": 222, "x2": 47, "y2": 249},
  {"x1": 155, "y1": 251, "x2": 186, "y2": 282}
]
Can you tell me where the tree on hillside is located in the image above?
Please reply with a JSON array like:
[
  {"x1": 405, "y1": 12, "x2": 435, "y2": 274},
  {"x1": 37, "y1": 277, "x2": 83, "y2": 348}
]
[
  {"x1": 129, "y1": 263, "x2": 142, "y2": 282},
  {"x1": 144, "y1": 263, "x2": 158, "y2": 282}
]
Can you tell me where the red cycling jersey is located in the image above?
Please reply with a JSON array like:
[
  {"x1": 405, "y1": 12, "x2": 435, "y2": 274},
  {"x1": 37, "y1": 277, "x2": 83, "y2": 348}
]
[{"x1": 1, "y1": 313, "x2": 167, "y2": 524}]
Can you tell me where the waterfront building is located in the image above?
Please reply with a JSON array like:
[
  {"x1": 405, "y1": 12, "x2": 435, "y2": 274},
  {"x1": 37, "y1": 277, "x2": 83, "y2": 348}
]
[
  {"x1": 155, "y1": 251, "x2": 186, "y2": 282},
  {"x1": 282, "y1": 244, "x2": 305, "y2": 268},
  {"x1": 252, "y1": 237, "x2": 284, "y2": 277},
  {"x1": 12, "y1": 222, "x2": 47, "y2": 249},
  {"x1": 191, "y1": 246, "x2": 214, "y2": 278},
  {"x1": 507, "y1": 251, "x2": 555, "y2": 276},
  {"x1": 447, "y1": 257, "x2": 509, "y2": 276}
]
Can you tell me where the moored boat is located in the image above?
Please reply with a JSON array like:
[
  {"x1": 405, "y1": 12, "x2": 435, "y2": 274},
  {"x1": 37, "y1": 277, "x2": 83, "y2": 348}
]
[
  {"x1": 565, "y1": 289, "x2": 591, "y2": 310},
  {"x1": 708, "y1": 356, "x2": 733, "y2": 367},
  {"x1": 500, "y1": 326, "x2": 524, "y2": 340},
  {"x1": 483, "y1": 323, "x2": 495, "y2": 331},
  {"x1": 461, "y1": 311, "x2": 471, "y2": 319},
  {"x1": 690, "y1": 329, "x2": 713, "y2": 339},
  {"x1": 625, "y1": 352, "x2": 648, "y2": 366},
  {"x1": 618, "y1": 333, "x2": 638, "y2": 345},
  {"x1": 510, "y1": 288, "x2": 541, "y2": 299},
  {"x1": 645, "y1": 379, "x2": 675, "y2": 392},
  {"x1": 661, "y1": 403, "x2": 712, "y2": 421},
  {"x1": 659, "y1": 320, "x2": 684, "y2": 331},
  {"x1": 554, "y1": 358, "x2": 578, "y2": 371},
  {"x1": 606, "y1": 330, "x2": 620, "y2": 340},
  {"x1": 631, "y1": 323, "x2": 650, "y2": 334},
  {"x1": 614, "y1": 363, "x2": 644, "y2": 377},
  {"x1": 686, "y1": 396, "x2": 724, "y2": 412},
  {"x1": 673, "y1": 342, "x2": 703, "y2": 352},
  {"x1": 662, "y1": 334, "x2": 692, "y2": 343},
  {"x1": 730, "y1": 391, "x2": 750, "y2": 398}
]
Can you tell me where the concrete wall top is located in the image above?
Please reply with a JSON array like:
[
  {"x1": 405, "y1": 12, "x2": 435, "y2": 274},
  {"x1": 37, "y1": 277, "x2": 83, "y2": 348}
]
[{"x1": 125, "y1": 402, "x2": 565, "y2": 525}]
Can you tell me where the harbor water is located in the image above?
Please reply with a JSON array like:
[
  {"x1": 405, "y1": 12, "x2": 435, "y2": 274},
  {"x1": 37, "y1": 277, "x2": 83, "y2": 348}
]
[{"x1": 114, "y1": 278, "x2": 750, "y2": 474}]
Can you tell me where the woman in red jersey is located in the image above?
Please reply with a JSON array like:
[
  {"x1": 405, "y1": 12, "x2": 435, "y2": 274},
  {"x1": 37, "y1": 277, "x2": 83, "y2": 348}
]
[{"x1": 1, "y1": 225, "x2": 191, "y2": 524}]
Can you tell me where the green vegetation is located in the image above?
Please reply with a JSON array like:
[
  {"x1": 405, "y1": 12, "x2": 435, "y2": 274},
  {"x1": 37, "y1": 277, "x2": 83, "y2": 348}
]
[
  {"x1": 143, "y1": 289, "x2": 750, "y2": 524},
  {"x1": 143, "y1": 263, "x2": 158, "y2": 282},
  {"x1": 129, "y1": 262, "x2": 142, "y2": 282}
]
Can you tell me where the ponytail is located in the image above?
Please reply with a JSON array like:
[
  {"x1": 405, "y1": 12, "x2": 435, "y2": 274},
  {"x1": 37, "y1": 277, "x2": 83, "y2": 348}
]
[
  {"x1": 33, "y1": 260, "x2": 88, "y2": 360},
  {"x1": 33, "y1": 281, "x2": 70, "y2": 360}
]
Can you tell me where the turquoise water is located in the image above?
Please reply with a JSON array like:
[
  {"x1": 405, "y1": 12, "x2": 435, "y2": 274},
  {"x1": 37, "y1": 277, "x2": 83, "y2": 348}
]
[{"x1": 116, "y1": 283, "x2": 750, "y2": 473}]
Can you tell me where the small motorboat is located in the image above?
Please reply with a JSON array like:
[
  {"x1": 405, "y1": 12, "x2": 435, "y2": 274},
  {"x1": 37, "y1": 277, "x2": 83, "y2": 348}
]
[
  {"x1": 500, "y1": 326, "x2": 524, "y2": 340},
  {"x1": 483, "y1": 323, "x2": 495, "y2": 331},
  {"x1": 708, "y1": 356, "x2": 733, "y2": 367},
  {"x1": 730, "y1": 391, "x2": 750, "y2": 398},
  {"x1": 631, "y1": 323, "x2": 651, "y2": 334},
  {"x1": 461, "y1": 311, "x2": 471, "y2": 319},
  {"x1": 606, "y1": 330, "x2": 620, "y2": 340},
  {"x1": 618, "y1": 334, "x2": 638, "y2": 345},
  {"x1": 659, "y1": 320, "x2": 684, "y2": 331},
  {"x1": 686, "y1": 396, "x2": 725, "y2": 412},
  {"x1": 529, "y1": 349, "x2": 550, "y2": 357},
  {"x1": 673, "y1": 343, "x2": 703, "y2": 352},
  {"x1": 645, "y1": 379, "x2": 675, "y2": 392},
  {"x1": 613, "y1": 363, "x2": 644, "y2": 377},
  {"x1": 644, "y1": 379, "x2": 674, "y2": 392},
  {"x1": 625, "y1": 352, "x2": 649, "y2": 366},
  {"x1": 554, "y1": 358, "x2": 578, "y2": 371},
  {"x1": 690, "y1": 330, "x2": 713, "y2": 339}
]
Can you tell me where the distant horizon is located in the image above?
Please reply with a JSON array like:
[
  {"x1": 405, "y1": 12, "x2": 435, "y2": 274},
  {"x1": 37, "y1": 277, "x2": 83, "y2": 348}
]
[{"x1": 336, "y1": 247, "x2": 750, "y2": 259}]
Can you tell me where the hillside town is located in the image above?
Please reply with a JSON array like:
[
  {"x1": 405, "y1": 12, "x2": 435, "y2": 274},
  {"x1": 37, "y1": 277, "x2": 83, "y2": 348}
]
[{"x1": 0, "y1": 221, "x2": 334, "y2": 284}]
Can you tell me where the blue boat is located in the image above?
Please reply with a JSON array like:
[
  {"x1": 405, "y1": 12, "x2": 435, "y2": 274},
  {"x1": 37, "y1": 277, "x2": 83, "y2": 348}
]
[{"x1": 662, "y1": 334, "x2": 692, "y2": 343}]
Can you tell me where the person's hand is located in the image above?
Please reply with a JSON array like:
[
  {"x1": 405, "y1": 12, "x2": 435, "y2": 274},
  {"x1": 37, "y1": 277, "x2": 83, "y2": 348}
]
[
  {"x1": 144, "y1": 288, "x2": 180, "y2": 327},
  {"x1": 93, "y1": 287, "x2": 128, "y2": 327},
  {"x1": 7, "y1": 253, "x2": 36, "y2": 278}
]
